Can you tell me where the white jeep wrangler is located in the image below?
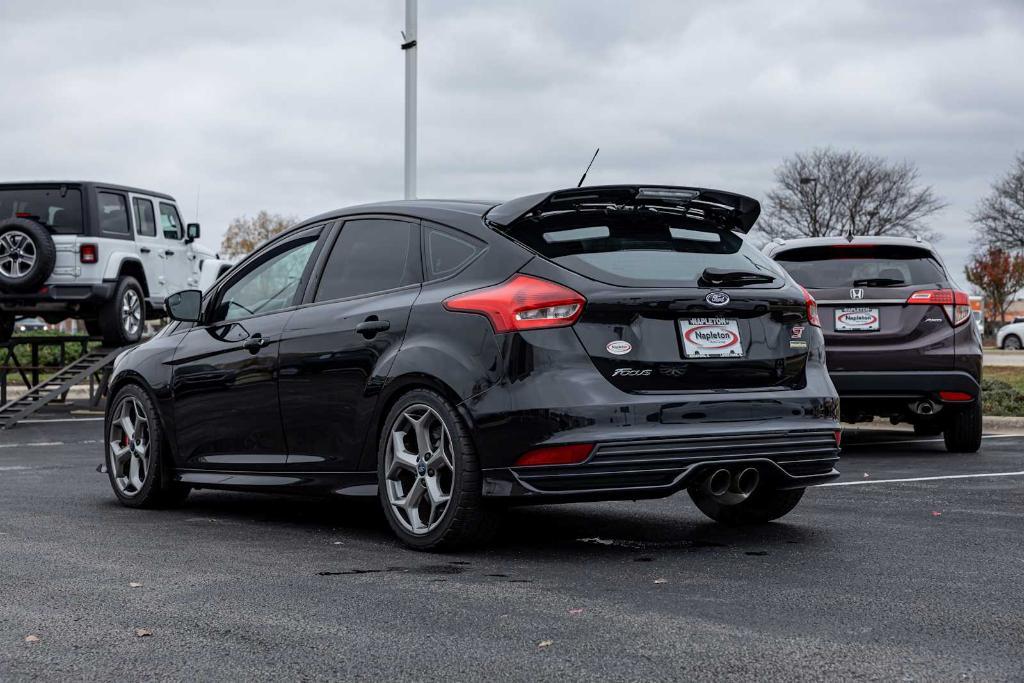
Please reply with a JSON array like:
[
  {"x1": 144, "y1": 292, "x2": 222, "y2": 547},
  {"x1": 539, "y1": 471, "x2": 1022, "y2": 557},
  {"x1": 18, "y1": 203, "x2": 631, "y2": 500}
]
[{"x1": 0, "y1": 182, "x2": 232, "y2": 345}]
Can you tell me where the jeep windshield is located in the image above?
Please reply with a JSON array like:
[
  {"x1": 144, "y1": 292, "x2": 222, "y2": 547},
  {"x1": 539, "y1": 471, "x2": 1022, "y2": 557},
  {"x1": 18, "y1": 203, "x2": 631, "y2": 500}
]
[
  {"x1": 774, "y1": 245, "x2": 946, "y2": 289},
  {"x1": 0, "y1": 187, "x2": 83, "y2": 234}
]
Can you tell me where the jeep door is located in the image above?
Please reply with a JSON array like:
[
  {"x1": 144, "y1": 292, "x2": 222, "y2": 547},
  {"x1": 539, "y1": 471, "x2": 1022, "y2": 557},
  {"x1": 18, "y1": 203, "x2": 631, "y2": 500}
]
[
  {"x1": 169, "y1": 227, "x2": 323, "y2": 469},
  {"x1": 278, "y1": 217, "x2": 421, "y2": 471},
  {"x1": 157, "y1": 201, "x2": 192, "y2": 293},
  {"x1": 130, "y1": 196, "x2": 167, "y2": 300}
]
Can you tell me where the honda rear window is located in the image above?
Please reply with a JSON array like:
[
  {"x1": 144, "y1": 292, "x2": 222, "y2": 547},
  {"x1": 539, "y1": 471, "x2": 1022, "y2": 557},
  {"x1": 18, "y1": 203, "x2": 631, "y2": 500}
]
[
  {"x1": 501, "y1": 215, "x2": 781, "y2": 287},
  {"x1": 773, "y1": 245, "x2": 946, "y2": 289},
  {"x1": 0, "y1": 187, "x2": 83, "y2": 234}
]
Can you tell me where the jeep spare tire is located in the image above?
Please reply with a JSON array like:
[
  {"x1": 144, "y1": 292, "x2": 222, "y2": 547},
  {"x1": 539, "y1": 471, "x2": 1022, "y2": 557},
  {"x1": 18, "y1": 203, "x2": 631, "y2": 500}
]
[{"x1": 0, "y1": 218, "x2": 57, "y2": 293}]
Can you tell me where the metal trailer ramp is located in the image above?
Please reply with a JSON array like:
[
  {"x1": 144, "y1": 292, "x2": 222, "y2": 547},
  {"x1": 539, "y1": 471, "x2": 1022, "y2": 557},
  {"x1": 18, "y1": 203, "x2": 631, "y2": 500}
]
[{"x1": 0, "y1": 346, "x2": 127, "y2": 429}]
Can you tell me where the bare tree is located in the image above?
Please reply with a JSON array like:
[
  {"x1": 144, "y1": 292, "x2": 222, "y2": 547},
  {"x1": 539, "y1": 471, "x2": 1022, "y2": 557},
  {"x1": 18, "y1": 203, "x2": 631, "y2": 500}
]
[
  {"x1": 973, "y1": 153, "x2": 1024, "y2": 251},
  {"x1": 220, "y1": 211, "x2": 297, "y2": 260},
  {"x1": 757, "y1": 148, "x2": 945, "y2": 240}
]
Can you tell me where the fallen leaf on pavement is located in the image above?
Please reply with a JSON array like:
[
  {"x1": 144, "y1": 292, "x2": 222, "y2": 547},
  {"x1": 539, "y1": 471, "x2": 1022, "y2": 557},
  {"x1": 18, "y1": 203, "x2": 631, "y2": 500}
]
[
  {"x1": 538, "y1": 640, "x2": 554, "y2": 648},
  {"x1": 931, "y1": 511, "x2": 942, "y2": 517},
  {"x1": 863, "y1": 473, "x2": 870, "y2": 478},
  {"x1": 129, "y1": 582, "x2": 143, "y2": 588},
  {"x1": 568, "y1": 608, "x2": 583, "y2": 615},
  {"x1": 135, "y1": 628, "x2": 152, "y2": 638},
  {"x1": 24, "y1": 635, "x2": 40, "y2": 643}
]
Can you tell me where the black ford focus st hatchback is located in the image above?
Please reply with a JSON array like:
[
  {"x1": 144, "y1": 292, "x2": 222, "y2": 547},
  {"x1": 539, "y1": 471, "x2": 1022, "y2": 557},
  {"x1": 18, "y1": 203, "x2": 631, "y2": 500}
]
[{"x1": 104, "y1": 186, "x2": 840, "y2": 549}]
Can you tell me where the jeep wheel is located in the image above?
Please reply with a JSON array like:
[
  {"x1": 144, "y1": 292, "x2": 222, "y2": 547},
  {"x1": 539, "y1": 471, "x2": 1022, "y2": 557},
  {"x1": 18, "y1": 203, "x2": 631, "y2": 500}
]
[
  {"x1": 99, "y1": 277, "x2": 144, "y2": 346},
  {"x1": 0, "y1": 312, "x2": 13, "y2": 344},
  {"x1": 0, "y1": 218, "x2": 57, "y2": 293}
]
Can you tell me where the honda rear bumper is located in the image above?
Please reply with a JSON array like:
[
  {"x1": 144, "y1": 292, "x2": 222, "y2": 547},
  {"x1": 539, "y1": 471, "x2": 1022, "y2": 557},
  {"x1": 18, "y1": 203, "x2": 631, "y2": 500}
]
[{"x1": 831, "y1": 370, "x2": 981, "y2": 399}]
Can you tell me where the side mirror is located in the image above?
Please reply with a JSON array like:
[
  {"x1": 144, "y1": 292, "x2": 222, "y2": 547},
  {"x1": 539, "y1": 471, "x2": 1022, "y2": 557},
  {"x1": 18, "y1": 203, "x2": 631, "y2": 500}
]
[
  {"x1": 166, "y1": 289, "x2": 203, "y2": 322},
  {"x1": 186, "y1": 223, "x2": 201, "y2": 242}
]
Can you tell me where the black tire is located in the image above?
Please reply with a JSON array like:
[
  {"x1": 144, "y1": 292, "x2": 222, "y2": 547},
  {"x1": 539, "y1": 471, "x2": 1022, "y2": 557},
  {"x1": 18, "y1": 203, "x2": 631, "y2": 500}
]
[
  {"x1": 84, "y1": 318, "x2": 102, "y2": 338},
  {"x1": 944, "y1": 401, "x2": 983, "y2": 453},
  {"x1": 0, "y1": 312, "x2": 13, "y2": 344},
  {"x1": 0, "y1": 218, "x2": 57, "y2": 292},
  {"x1": 1003, "y1": 335, "x2": 1022, "y2": 351},
  {"x1": 377, "y1": 388, "x2": 500, "y2": 551},
  {"x1": 105, "y1": 383, "x2": 190, "y2": 508},
  {"x1": 913, "y1": 421, "x2": 943, "y2": 437},
  {"x1": 689, "y1": 483, "x2": 805, "y2": 525},
  {"x1": 98, "y1": 276, "x2": 144, "y2": 346}
]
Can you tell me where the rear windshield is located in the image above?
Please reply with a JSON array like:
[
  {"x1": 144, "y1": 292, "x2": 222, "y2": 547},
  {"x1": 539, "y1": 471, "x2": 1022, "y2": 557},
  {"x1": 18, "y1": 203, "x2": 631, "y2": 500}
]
[
  {"x1": 773, "y1": 245, "x2": 946, "y2": 289},
  {"x1": 0, "y1": 187, "x2": 83, "y2": 234},
  {"x1": 499, "y1": 214, "x2": 781, "y2": 287}
]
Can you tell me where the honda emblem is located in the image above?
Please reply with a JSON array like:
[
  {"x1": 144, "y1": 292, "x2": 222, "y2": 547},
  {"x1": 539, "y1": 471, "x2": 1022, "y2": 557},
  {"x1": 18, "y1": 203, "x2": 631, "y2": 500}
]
[{"x1": 850, "y1": 288, "x2": 864, "y2": 300}]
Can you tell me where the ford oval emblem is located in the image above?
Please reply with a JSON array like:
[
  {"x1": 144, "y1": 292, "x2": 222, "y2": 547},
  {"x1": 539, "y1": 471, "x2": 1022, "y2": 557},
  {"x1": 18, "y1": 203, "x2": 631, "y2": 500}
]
[
  {"x1": 705, "y1": 291, "x2": 730, "y2": 306},
  {"x1": 606, "y1": 340, "x2": 632, "y2": 355}
]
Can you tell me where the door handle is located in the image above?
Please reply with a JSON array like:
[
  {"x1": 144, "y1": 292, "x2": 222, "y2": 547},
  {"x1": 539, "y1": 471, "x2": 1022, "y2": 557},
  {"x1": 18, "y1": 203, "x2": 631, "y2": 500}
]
[
  {"x1": 355, "y1": 318, "x2": 390, "y2": 338},
  {"x1": 140, "y1": 247, "x2": 151, "y2": 254},
  {"x1": 242, "y1": 334, "x2": 271, "y2": 354}
]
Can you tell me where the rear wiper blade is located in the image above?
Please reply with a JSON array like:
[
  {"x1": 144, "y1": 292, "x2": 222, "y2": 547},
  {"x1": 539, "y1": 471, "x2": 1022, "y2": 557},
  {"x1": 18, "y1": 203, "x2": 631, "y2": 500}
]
[
  {"x1": 852, "y1": 278, "x2": 905, "y2": 287},
  {"x1": 699, "y1": 268, "x2": 776, "y2": 287}
]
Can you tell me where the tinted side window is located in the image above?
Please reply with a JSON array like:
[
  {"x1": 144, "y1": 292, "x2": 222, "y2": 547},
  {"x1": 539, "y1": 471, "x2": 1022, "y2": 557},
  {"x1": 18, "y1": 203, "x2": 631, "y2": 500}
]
[
  {"x1": 133, "y1": 198, "x2": 156, "y2": 237},
  {"x1": 426, "y1": 227, "x2": 482, "y2": 279},
  {"x1": 98, "y1": 192, "x2": 129, "y2": 234},
  {"x1": 215, "y1": 238, "x2": 317, "y2": 322},
  {"x1": 315, "y1": 219, "x2": 419, "y2": 302},
  {"x1": 159, "y1": 202, "x2": 183, "y2": 240}
]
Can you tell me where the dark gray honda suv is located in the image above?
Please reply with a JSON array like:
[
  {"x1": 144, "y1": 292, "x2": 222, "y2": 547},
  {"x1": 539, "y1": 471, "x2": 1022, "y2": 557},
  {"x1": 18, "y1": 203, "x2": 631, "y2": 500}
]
[{"x1": 766, "y1": 236, "x2": 982, "y2": 453}]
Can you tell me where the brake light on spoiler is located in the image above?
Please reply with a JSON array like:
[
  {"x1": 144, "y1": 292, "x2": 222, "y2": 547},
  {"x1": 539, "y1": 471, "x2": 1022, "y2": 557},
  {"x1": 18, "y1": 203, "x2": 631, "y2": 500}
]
[
  {"x1": 906, "y1": 289, "x2": 971, "y2": 326},
  {"x1": 444, "y1": 274, "x2": 585, "y2": 333}
]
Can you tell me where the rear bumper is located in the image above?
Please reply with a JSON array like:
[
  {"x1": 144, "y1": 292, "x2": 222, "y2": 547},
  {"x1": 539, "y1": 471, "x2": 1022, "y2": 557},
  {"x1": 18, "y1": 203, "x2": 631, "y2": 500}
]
[
  {"x1": 482, "y1": 428, "x2": 840, "y2": 502},
  {"x1": 831, "y1": 370, "x2": 980, "y2": 399},
  {"x1": 0, "y1": 282, "x2": 114, "y2": 312}
]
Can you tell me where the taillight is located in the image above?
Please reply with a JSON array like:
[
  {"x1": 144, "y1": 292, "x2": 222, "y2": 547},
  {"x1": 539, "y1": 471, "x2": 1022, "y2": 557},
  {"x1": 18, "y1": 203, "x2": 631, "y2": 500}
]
[
  {"x1": 514, "y1": 443, "x2": 594, "y2": 467},
  {"x1": 79, "y1": 244, "x2": 98, "y2": 264},
  {"x1": 907, "y1": 289, "x2": 970, "y2": 326},
  {"x1": 800, "y1": 286, "x2": 820, "y2": 327},
  {"x1": 834, "y1": 429, "x2": 842, "y2": 448},
  {"x1": 444, "y1": 274, "x2": 585, "y2": 333}
]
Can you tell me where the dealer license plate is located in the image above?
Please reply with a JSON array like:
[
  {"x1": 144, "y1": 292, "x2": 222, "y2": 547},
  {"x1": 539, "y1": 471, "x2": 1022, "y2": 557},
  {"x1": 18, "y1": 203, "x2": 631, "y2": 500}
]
[{"x1": 679, "y1": 318, "x2": 744, "y2": 358}]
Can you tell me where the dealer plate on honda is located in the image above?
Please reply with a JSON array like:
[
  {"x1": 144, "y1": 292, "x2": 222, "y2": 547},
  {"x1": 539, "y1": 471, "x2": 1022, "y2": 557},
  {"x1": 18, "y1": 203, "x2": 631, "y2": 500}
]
[
  {"x1": 680, "y1": 318, "x2": 744, "y2": 358},
  {"x1": 835, "y1": 307, "x2": 880, "y2": 332}
]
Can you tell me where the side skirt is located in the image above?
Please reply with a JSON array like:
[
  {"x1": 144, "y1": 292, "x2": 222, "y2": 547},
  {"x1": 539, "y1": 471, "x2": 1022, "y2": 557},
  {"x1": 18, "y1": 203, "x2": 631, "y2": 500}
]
[{"x1": 176, "y1": 469, "x2": 378, "y2": 497}]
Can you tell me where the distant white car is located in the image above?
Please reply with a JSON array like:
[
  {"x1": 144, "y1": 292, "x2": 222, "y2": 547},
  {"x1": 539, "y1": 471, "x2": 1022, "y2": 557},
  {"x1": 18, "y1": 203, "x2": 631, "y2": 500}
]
[{"x1": 996, "y1": 321, "x2": 1024, "y2": 350}]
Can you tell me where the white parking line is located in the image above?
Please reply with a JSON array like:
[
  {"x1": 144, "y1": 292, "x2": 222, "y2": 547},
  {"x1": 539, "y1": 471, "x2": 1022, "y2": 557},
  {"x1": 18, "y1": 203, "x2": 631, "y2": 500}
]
[
  {"x1": 17, "y1": 417, "x2": 104, "y2": 424},
  {"x1": 820, "y1": 471, "x2": 1024, "y2": 486},
  {"x1": 0, "y1": 441, "x2": 64, "y2": 448},
  {"x1": 843, "y1": 434, "x2": 1024, "y2": 448}
]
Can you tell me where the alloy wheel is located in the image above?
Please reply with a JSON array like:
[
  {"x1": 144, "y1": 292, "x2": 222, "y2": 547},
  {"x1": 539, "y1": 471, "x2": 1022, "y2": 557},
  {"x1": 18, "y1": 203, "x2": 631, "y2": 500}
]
[
  {"x1": 384, "y1": 404, "x2": 455, "y2": 535},
  {"x1": 0, "y1": 230, "x2": 36, "y2": 279},
  {"x1": 121, "y1": 288, "x2": 142, "y2": 337},
  {"x1": 108, "y1": 396, "x2": 150, "y2": 496},
  {"x1": 1006, "y1": 336, "x2": 1022, "y2": 351}
]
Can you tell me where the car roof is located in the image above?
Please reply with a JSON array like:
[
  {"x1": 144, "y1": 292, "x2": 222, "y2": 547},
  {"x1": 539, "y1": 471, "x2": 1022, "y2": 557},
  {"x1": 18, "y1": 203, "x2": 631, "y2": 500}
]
[
  {"x1": 0, "y1": 181, "x2": 175, "y2": 201},
  {"x1": 764, "y1": 234, "x2": 936, "y2": 257}
]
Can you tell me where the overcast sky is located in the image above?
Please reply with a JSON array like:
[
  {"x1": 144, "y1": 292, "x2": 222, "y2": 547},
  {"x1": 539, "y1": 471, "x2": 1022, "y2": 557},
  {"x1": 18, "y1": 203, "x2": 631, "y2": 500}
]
[{"x1": 2, "y1": 0, "x2": 1022, "y2": 283}]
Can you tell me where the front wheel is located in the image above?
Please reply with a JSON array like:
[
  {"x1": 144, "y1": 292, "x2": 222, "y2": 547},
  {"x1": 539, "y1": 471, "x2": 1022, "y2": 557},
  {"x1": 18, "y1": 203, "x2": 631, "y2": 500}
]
[
  {"x1": 689, "y1": 481, "x2": 805, "y2": 525},
  {"x1": 944, "y1": 402, "x2": 983, "y2": 453},
  {"x1": 99, "y1": 277, "x2": 144, "y2": 346},
  {"x1": 106, "y1": 384, "x2": 190, "y2": 508},
  {"x1": 1003, "y1": 335, "x2": 1022, "y2": 351},
  {"x1": 377, "y1": 388, "x2": 499, "y2": 551}
]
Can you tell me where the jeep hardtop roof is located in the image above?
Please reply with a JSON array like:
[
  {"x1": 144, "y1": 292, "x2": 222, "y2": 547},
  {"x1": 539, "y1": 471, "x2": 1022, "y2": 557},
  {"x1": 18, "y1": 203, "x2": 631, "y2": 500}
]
[{"x1": 0, "y1": 181, "x2": 174, "y2": 201}]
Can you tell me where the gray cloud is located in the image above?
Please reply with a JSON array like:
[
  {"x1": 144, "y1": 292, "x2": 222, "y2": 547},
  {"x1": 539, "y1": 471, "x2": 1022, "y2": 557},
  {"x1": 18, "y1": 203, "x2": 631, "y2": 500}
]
[{"x1": 2, "y1": 0, "x2": 1022, "y2": 283}]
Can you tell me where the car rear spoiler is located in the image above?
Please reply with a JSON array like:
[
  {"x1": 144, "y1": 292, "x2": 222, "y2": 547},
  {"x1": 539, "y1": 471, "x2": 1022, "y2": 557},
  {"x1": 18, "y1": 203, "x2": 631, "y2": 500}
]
[{"x1": 485, "y1": 185, "x2": 761, "y2": 233}]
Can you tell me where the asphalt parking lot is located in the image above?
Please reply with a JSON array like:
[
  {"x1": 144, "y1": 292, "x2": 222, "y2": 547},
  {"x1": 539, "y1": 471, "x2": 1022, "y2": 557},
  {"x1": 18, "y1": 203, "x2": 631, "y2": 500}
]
[{"x1": 1, "y1": 412, "x2": 1022, "y2": 681}]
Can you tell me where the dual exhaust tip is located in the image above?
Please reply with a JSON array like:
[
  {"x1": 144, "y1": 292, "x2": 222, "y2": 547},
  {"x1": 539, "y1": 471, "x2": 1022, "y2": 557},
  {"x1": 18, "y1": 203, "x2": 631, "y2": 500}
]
[{"x1": 706, "y1": 467, "x2": 760, "y2": 500}]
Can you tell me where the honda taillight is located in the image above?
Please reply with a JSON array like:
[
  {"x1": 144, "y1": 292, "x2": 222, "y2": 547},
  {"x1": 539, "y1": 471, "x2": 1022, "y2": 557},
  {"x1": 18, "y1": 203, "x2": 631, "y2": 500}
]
[
  {"x1": 800, "y1": 286, "x2": 820, "y2": 327},
  {"x1": 444, "y1": 274, "x2": 585, "y2": 333},
  {"x1": 79, "y1": 244, "x2": 98, "y2": 264},
  {"x1": 907, "y1": 289, "x2": 971, "y2": 326},
  {"x1": 514, "y1": 443, "x2": 593, "y2": 467}
]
